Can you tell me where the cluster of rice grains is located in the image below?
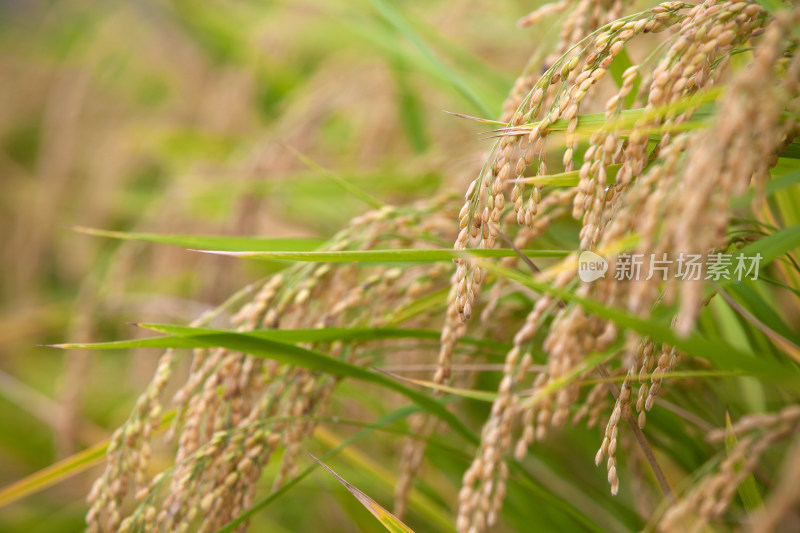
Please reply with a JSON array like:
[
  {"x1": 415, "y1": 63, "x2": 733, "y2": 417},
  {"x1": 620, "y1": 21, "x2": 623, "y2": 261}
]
[
  {"x1": 85, "y1": 198, "x2": 461, "y2": 532},
  {"x1": 661, "y1": 405, "x2": 800, "y2": 533},
  {"x1": 86, "y1": 1, "x2": 800, "y2": 532},
  {"x1": 453, "y1": 1, "x2": 800, "y2": 533}
]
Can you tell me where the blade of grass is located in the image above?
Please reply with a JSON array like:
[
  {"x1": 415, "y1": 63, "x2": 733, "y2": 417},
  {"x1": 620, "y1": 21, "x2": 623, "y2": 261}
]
[
  {"x1": 499, "y1": 225, "x2": 800, "y2": 377},
  {"x1": 392, "y1": 63, "x2": 430, "y2": 153},
  {"x1": 725, "y1": 412, "x2": 764, "y2": 511},
  {"x1": 366, "y1": 0, "x2": 493, "y2": 117},
  {"x1": 754, "y1": 0, "x2": 786, "y2": 13},
  {"x1": 0, "y1": 441, "x2": 107, "y2": 508},
  {"x1": 308, "y1": 452, "x2": 416, "y2": 533},
  {"x1": 49, "y1": 325, "x2": 500, "y2": 351},
  {"x1": 375, "y1": 369, "x2": 500, "y2": 402},
  {"x1": 725, "y1": 283, "x2": 800, "y2": 344},
  {"x1": 509, "y1": 165, "x2": 620, "y2": 187},
  {"x1": 313, "y1": 426, "x2": 455, "y2": 532},
  {"x1": 386, "y1": 287, "x2": 450, "y2": 326},
  {"x1": 52, "y1": 325, "x2": 478, "y2": 444},
  {"x1": 732, "y1": 168, "x2": 800, "y2": 208},
  {"x1": 72, "y1": 226, "x2": 324, "y2": 252},
  {"x1": 495, "y1": 93, "x2": 799, "y2": 157},
  {"x1": 189, "y1": 247, "x2": 569, "y2": 262},
  {"x1": 718, "y1": 224, "x2": 800, "y2": 280},
  {"x1": 284, "y1": 144, "x2": 384, "y2": 209},
  {"x1": 0, "y1": 410, "x2": 175, "y2": 508},
  {"x1": 717, "y1": 288, "x2": 800, "y2": 363}
]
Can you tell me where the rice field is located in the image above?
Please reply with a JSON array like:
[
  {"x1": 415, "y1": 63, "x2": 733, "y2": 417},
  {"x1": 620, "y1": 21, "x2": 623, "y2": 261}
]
[{"x1": 1, "y1": 1, "x2": 799, "y2": 532}]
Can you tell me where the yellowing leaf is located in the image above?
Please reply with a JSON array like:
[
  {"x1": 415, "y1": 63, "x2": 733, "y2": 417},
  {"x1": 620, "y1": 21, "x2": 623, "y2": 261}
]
[{"x1": 308, "y1": 453, "x2": 416, "y2": 533}]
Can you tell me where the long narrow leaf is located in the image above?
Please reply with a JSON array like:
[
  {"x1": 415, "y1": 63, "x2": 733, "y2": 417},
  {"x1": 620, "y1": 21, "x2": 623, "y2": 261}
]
[
  {"x1": 0, "y1": 410, "x2": 175, "y2": 508},
  {"x1": 50, "y1": 326, "x2": 501, "y2": 351},
  {"x1": 376, "y1": 370, "x2": 499, "y2": 402},
  {"x1": 190, "y1": 248, "x2": 569, "y2": 262},
  {"x1": 0, "y1": 442, "x2": 107, "y2": 508},
  {"x1": 73, "y1": 226, "x2": 324, "y2": 252},
  {"x1": 724, "y1": 412, "x2": 764, "y2": 511},
  {"x1": 53, "y1": 326, "x2": 478, "y2": 444},
  {"x1": 308, "y1": 453, "x2": 416, "y2": 533},
  {"x1": 284, "y1": 145, "x2": 384, "y2": 209},
  {"x1": 367, "y1": 0, "x2": 493, "y2": 117}
]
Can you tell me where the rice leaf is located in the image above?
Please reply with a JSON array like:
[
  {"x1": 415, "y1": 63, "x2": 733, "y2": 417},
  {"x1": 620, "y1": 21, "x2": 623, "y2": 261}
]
[
  {"x1": 386, "y1": 287, "x2": 451, "y2": 325},
  {"x1": 53, "y1": 325, "x2": 478, "y2": 444},
  {"x1": 724, "y1": 412, "x2": 764, "y2": 512},
  {"x1": 754, "y1": 0, "x2": 786, "y2": 13},
  {"x1": 392, "y1": 63, "x2": 430, "y2": 153},
  {"x1": 509, "y1": 165, "x2": 620, "y2": 187},
  {"x1": 0, "y1": 441, "x2": 107, "y2": 508},
  {"x1": 375, "y1": 370, "x2": 500, "y2": 402},
  {"x1": 190, "y1": 247, "x2": 569, "y2": 262},
  {"x1": 607, "y1": 48, "x2": 634, "y2": 89},
  {"x1": 732, "y1": 168, "x2": 800, "y2": 208},
  {"x1": 313, "y1": 426, "x2": 457, "y2": 532},
  {"x1": 308, "y1": 453, "x2": 416, "y2": 533},
  {"x1": 50, "y1": 326, "x2": 499, "y2": 351},
  {"x1": 366, "y1": 0, "x2": 493, "y2": 117},
  {"x1": 284, "y1": 145, "x2": 384, "y2": 209},
  {"x1": 719, "y1": 224, "x2": 800, "y2": 277},
  {"x1": 73, "y1": 226, "x2": 324, "y2": 252},
  {"x1": 0, "y1": 410, "x2": 175, "y2": 508}
]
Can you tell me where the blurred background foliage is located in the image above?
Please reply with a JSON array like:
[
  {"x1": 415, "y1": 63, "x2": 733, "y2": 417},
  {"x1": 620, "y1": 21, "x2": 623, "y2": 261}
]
[{"x1": 0, "y1": 0, "x2": 535, "y2": 530}]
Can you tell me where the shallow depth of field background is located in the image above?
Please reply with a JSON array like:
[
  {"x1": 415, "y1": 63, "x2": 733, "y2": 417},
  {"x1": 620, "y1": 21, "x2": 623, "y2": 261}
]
[{"x1": 0, "y1": 1, "x2": 535, "y2": 530}]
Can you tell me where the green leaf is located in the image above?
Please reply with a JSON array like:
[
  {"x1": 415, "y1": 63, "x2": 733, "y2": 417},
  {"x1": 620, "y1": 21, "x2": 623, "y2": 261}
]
[
  {"x1": 504, "y1": 224, "x2": 800, "y2": 376},
  {"x1": 191, "y1": 247, "x2": 569, "y2": 263},
  {"x1": 528, "y1": 94, "x2": 720, "y2": 136},
  {"x1": 753, "y1": 0, "x2": 786, "y2": 14},
  {"x1": 513, "y1": 165, "x2": 620, "y2": 187},
  {"x1": 724, "y1": 412, "x2": 764, "y2": 512},
  {"x1": 0, "y1": 410, "x2": 175, "y2": 508},
  {"x1": 387, "y1": 287, "x2": 450, "y2": 325},
  {"x1": 51, "y1": 325, "x2": 500, "y2": 351},
  {"x1": 73, "y1": 226, "x2": 324, "y2": 252},
  {"x1": 377, "y1": 370, "x2": 500, "y2": 402},
  {"x1": 0, "y1": 441, "x2": 108, "y2": 508},
  {"x1": 54, "y1": 325, "x2": 479, "y2": 445},
  {"x1": 393, "y1": 63, "x2": 429, "y2": 153},
  {"x1": 732, "y1": 168, "x2": 800, "y2": 208},
  {"x1": 284, "y1": 145, "x2": 384, "y2": 209},
  {"x1": 720, "y1": 224, "x2": 800, "y2": 278},
  {"x1": 309, "y1": 453, "x2": 416, "y2": 533},
  {"x1": 366, "y1": 0, "x2": 493, "y2": 117},
  {"x1": 512, "y1": 94, "x2": 800, "y2": 159},
  {"x1": 724, "y1": 284, "x2": 800, "y2": 346}
]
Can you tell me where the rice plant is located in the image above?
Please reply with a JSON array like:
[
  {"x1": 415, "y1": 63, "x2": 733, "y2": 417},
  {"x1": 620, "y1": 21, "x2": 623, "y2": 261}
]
[{"x1": 2, "y1": 1, "x2": 800, "y2": 532}]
